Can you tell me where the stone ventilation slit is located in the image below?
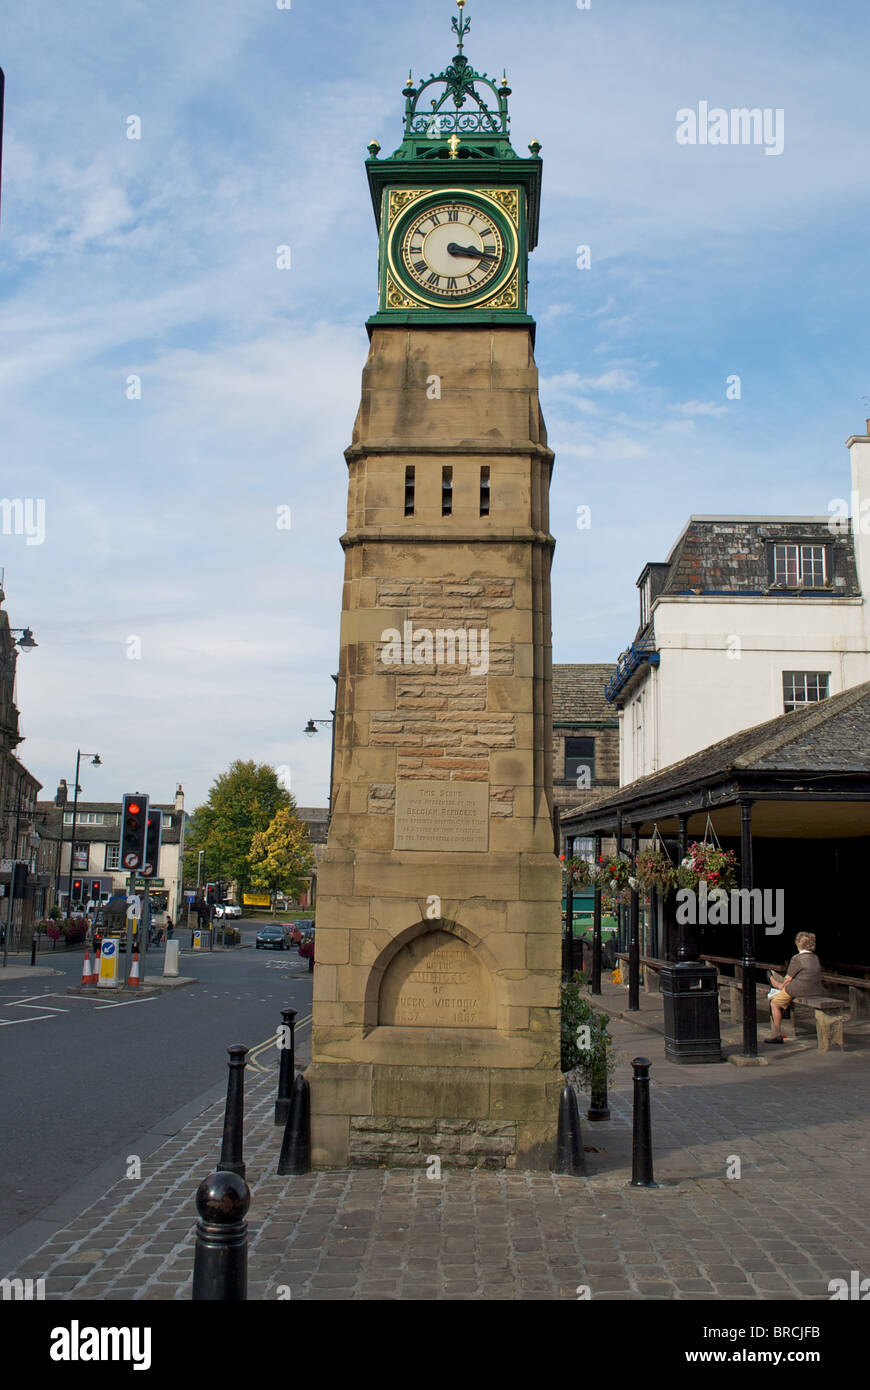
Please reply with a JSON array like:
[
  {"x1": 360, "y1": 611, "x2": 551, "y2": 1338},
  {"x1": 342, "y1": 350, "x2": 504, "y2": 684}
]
[
  {"x1": 404, "y1": 465, "x2": 415, "y2": 517},
  {"x1": 480, "y1": 465, "x2": 490, "y2": 517},
  {"x1": 441, "y1": 465, "x2": 453, "y2": 517}
]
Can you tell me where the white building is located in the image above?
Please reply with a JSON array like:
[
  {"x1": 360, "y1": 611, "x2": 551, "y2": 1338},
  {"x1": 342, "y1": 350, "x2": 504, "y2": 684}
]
[{"x1": 609, "y1": 425, "x2": 870, "y2": 783}]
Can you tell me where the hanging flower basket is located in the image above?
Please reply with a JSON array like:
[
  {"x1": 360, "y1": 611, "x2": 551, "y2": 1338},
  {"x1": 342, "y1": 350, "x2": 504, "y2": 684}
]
[
  {"x1": 675, "y1": 841, "x2": 739, "y2": 894},
  {"x1": 601, "y1": 856, "x2": 631, "y2": 892},
  {"x1": 635, "y1": 846, "x2": 677, "y2": 892},
  {"x1": 565, "y1": 857, "x2": 593, "y2": 889}
]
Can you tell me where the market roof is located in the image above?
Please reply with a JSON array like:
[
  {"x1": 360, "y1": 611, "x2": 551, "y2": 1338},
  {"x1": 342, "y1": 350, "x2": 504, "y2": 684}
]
[{"x1": 561, "y1": 680, "x2": 870, "y2": 834}]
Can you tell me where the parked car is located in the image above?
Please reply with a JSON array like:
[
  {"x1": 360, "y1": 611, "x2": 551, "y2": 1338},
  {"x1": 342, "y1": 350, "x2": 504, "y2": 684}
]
[
  {"x1": 287, "y1": 918, "x2": 314, "y2": 945},
  {"x1": 298, "y1": 927, "x2": 315, "y2": 965},
  {"x1": 255, "y1": 924, "x2": 293, "y2": 951}
]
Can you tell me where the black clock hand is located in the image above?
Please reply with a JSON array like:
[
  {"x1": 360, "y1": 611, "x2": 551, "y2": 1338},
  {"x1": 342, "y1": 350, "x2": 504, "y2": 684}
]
[{"x1": 446, "y1": 242, "x2": 500, "y2": 263}]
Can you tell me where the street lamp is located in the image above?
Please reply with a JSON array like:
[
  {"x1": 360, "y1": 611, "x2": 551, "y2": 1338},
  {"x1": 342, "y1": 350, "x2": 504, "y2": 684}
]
[
  {"x1": 304, "y1": 715, "x2": 336, "y2": 818},
  {"x1": 63, "y1": 751, "x2": 101, "y2": 912},
  {"x1": 10, "y1": 627, "x2": 38, "y2": 652}
]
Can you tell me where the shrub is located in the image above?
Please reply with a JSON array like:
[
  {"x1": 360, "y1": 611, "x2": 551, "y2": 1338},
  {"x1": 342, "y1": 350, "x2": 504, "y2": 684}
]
[{"x1": 560, "y1": 973, "x2": 617, "y2": 1088}]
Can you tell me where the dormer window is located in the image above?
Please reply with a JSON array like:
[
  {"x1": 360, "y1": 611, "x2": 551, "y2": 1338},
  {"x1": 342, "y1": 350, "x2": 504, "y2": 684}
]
[
  {"x1": 772, "y1": 543, "x2": 828, "y2": 588},
  {"x1": 639, "y1": 575, "x2": 651, "y2": 629}
]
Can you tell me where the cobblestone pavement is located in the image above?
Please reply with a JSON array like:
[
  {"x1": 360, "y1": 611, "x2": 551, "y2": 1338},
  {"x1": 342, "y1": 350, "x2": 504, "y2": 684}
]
[{"x1": 9, "y1": 983, "x2": 870, "y2": 1301}]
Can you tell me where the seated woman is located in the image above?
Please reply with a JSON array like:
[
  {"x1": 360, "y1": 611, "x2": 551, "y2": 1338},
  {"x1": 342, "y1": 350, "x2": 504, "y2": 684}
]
[{"x1": 765, "y1": 931, "x2": 823, "y2": 1043}]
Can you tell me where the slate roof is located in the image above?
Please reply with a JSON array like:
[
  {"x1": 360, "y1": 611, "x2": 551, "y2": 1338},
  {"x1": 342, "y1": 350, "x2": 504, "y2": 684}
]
[
  {"x1": 561, "y1": 680, "x2": 870, "y2": 825},
  {"x1": 552, "y1": 665, "x2": 617, "y2": 722},
  {"x1": 653, "y1": 517, "x2": 858, "y2": 605}
]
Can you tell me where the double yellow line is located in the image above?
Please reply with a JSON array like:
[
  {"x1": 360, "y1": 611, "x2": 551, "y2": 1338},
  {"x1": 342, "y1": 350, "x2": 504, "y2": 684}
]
[{"x1": 246, "y1": 1012, "x2": 313, "y2": 1073}]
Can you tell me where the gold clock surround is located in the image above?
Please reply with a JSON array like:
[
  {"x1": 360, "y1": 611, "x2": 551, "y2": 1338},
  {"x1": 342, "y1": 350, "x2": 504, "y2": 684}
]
[{"x1": 384, "y1": 186, "x2": 521, "y2": 312}]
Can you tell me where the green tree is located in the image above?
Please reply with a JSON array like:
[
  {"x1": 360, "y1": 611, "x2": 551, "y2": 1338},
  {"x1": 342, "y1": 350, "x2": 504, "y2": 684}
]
[
  {"x1": 183, "y1": 761, "x2": 293, "y2": 904},
  {"x1": 247, "y1": 806, "x2": 315, "y2": 910}
]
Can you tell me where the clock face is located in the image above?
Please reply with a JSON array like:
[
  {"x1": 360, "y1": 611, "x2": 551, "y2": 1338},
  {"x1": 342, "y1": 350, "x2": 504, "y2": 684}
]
[{"x1": 399, "y1": 200, "x2": 507, "y2": 301}]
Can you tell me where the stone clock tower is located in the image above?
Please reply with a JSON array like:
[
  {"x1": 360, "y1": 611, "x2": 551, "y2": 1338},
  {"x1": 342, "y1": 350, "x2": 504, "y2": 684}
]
[{"x1": 308, "y1": 1, "x2": 562, "y2": 1171}]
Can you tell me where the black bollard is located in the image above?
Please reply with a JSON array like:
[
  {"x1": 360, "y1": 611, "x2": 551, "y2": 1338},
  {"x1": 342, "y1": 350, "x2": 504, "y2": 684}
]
[
  {"x1": 217, "y1": 1045, "x2": 249, "y2": 1180},
  {"x1": 554, "y1": 1083, "x2": 587, "y2": 1176},
  {"x1": 191, "y1": 1169, "x2": 250, "y2": 1301},
  {"x1": 277, "y1": 1073, "x2": 311, "y2": 1175},
  {"x1": 274, "y1": 1008, "x2": 297, "y2": 1126},
  {"x1": 30, "y1": 936, "x2": 38, "y2": 967},
  {"x1": 587, "y1": 1048, "x2": 611, "y2": 1122},
  {"x1": 630, "y1": 1056, "x2": 657, "y2": 1187}
]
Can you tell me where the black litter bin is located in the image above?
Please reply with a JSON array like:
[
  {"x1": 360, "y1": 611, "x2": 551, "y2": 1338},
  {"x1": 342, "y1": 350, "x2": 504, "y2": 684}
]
[{"x1": 660, "y1": 961, "x2": 723, "y2": 1064}]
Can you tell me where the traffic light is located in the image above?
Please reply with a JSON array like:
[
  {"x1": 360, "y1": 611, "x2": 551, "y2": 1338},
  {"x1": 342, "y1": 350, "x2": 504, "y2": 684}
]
[
  {"x1": 120, "y1": 793, "x2": 150, "y2": 871},
  {"x1": 72, "y1": 879, "x2": 84, "y2": 903},
  {"x1": 141, "y1": 810, "x2": 162, "y2": 878},
  {"x1": 206, "y1": 882, "x2": 216, "y2": 905},
  {"x1": 91, "y1": 880, "x2": 101, "y2": 902}
]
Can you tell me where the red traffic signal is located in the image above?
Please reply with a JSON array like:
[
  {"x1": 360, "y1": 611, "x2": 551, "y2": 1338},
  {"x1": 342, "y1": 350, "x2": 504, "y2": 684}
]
[{"x1": 120, "y1": 793, "x2": 150, "y2": 871}]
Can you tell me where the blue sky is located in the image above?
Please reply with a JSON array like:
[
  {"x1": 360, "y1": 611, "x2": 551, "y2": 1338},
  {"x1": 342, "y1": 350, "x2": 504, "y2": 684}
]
[{"x1": 2, "y1": 0, "x2": 869, "y2": 810}]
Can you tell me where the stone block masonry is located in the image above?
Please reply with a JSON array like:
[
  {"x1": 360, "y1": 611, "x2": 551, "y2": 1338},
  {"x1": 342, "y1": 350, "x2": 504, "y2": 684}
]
[{"x1": 349, "y1": 1116, "x2": 518, "y2": 1169}]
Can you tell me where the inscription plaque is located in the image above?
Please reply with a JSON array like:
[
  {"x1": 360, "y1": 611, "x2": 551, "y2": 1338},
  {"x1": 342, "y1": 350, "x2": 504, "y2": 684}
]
[
  {"x1": 379, "y1": 930, "x2": 495, "y2": 1028},
  {"x1": 394, "y1": 780, "x2": 489, "y2": 852}
]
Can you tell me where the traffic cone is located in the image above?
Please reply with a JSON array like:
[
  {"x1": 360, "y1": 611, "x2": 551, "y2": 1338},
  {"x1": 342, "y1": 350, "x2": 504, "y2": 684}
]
[
  {"x1": 128, "y1": 951, "x2": 141, "y2": 987},
  {"x1": 81, "y1": 949, "x2": 97, "y2": 986}
]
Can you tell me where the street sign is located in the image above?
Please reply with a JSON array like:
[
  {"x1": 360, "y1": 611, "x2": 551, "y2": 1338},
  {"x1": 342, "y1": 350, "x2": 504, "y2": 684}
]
[
  {"x1": 98, "y1": 937, "x2": 120, "y2": 988},
  {"x1": 126, "y1": 895, "x2": 142, "y2": 921}
]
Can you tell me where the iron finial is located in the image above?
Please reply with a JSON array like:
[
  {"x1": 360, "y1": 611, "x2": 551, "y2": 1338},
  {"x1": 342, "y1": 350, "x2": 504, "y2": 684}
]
[{"x1": 452, "y1": 0, "x2": 470, "y2": 55}]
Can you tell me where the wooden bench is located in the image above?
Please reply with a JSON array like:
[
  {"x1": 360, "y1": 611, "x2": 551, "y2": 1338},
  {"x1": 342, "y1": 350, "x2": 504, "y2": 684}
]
[
  {"x1": 819, "y1": 972, "x2": 870, "y2": 1020},
  {"x1": 700, "y1": 955, "x2": 783, "y2": 1023},
  {"x1": 615, "y1": 952, "x2": 669, "y2": 993},
  {"x1": 779, "y1": 996, "x2": 849, "y2": 1052},
  {"x1": 702, "y1": 954, "x2": 870, "y2": 1027}
]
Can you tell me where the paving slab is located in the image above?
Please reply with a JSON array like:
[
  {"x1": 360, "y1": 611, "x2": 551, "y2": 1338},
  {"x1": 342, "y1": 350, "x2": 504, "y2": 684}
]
[{"x1": 3, "y1": 979, "x2": 868, "y2": 1301}]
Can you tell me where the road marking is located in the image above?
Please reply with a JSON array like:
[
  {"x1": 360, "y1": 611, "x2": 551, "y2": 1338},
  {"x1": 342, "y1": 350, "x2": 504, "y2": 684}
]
[
  {"x1": 12, "y1": 1001, "x2": 69, "y2": 1012},
  {"x1": 0, "y1": 1014, "x2": 56, "y2": 1026},
  {"x1": 246, "y1": 1013, "x2": 313, "y2": 1072},
  {"x1": 93, "y1": 997, "x2": 160, "y2": 1010}
]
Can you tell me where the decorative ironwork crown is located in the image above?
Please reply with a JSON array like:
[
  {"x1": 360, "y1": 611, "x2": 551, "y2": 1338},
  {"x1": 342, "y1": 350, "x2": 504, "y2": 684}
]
[{"x1": 396, "y1": 1, "x2": 516, "y2": 160}]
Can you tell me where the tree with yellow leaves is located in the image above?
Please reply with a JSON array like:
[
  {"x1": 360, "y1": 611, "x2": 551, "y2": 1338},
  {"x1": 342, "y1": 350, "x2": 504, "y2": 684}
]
[{"x1": 247, "y1": 806, "x2": 316, "y2": 911}]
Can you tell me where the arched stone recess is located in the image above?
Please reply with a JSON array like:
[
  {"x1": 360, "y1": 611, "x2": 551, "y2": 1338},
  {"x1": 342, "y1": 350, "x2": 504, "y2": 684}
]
[{"x1": 364, "y1": 918, "x2": 499, "y2": 1032}]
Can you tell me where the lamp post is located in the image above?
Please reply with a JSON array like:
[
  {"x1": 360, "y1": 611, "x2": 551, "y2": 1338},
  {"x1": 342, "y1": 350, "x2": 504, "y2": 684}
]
[
  {"x1": 64, "y1": 751, "x2": 101, "y2": 911},
  {"x1": 304, "y1": 715, "x2": 336, "y2": 819},
  {"x1": 1, "y1": 626, "x2": 39, "y2": 964},
  {"x1": 2, "y1": 774, "x2": 24, "y2": 968}
]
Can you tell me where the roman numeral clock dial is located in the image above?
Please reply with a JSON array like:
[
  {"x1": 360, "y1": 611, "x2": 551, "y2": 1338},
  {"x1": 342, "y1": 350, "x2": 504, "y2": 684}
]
[{"x1": 397, "y1": 199, "x2": 510, "y2": 303}]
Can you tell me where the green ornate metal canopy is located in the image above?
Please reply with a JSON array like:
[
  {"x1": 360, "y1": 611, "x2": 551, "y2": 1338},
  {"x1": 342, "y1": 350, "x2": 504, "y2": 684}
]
[{"x1": 393, "y1": 0, "x2": 518, "y2": 162}]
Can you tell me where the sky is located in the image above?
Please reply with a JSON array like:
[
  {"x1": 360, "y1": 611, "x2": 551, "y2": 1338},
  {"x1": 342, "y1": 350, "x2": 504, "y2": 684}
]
[{"x1": 2, "y1": 0, "x2": 869, "y2": 812}]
